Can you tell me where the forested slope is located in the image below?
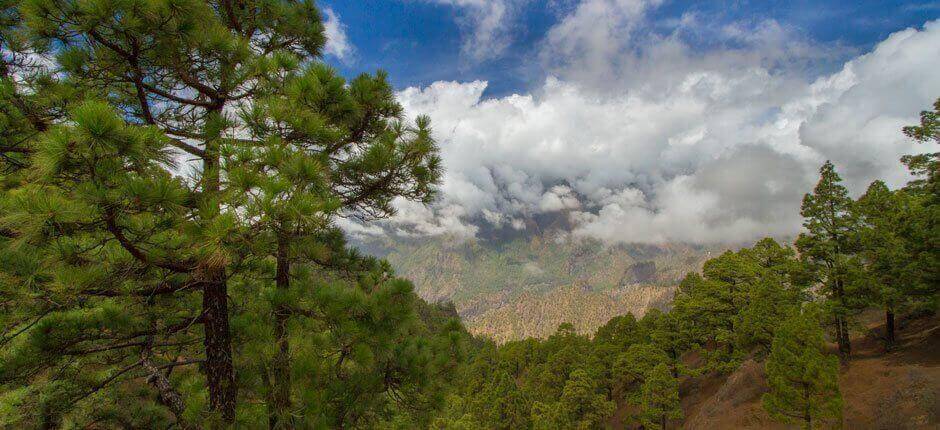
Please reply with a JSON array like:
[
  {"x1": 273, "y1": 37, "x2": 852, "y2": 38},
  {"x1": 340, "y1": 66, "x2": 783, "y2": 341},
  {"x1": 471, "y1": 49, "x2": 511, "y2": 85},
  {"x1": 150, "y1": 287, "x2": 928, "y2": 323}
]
[{"x1": 676, "y1": 312, "x2": 939, "y2": 429}]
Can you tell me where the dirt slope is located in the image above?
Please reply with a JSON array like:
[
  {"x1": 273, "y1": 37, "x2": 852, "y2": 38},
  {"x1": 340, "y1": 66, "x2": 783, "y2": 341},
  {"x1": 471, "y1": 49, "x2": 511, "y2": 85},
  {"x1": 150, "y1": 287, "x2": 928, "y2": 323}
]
[
  {"x1": 612, "y1": 313, "x2": 940, "y2": 429},
  {"x1": 683, "y1": 314, "x2": 939, "y2": 429}
]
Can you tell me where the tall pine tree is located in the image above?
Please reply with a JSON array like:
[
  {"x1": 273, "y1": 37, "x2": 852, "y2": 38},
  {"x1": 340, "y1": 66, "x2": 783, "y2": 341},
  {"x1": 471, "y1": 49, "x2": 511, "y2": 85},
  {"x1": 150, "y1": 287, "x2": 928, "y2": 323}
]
[
  {"x1": 763, "y1": 307, "x2": 842, "y2": 430},
  {"x1": 856, "y1": 181, "x2": 923, "y2": 348},
  {"x1": 796, "y1": 161, "x2": 867, "y2": 360},
  {"x1": 901, "y1": 98, "x2": 939, "y2": 300},
  {"x1": 639, "y1": 363, "x2": 682, "y2": 430},
  {"x1": 0, "y1": 0, "x2": 448, "y2": 427}
]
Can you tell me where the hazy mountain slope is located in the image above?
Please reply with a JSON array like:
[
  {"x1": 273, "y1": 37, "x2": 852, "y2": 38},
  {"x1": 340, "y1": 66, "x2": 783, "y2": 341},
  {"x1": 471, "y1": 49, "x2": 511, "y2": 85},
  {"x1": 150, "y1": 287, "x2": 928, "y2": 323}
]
[
  {"x1": 360, "y1": 233, "x2": 721, "y2": 340},
  {"x1": 466, "y1": 284, "x2": 674, "y2": 342}
]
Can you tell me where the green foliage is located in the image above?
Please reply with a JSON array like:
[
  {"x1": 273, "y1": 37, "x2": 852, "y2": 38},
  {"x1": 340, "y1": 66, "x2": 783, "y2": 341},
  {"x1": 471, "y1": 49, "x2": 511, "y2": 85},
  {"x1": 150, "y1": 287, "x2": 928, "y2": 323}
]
[
  {"x1": 639, "y1": 363, "x2": 682, "y2": 430},
  {"x1": 0, "y1": 0, "x2": 935, "y2": 427},
  {"x1": 612, "y1": 343, "x2": 669, "y2": 397},
  {"x1": 762, "y1": 307, "x2": 842, "y2": 429},
  {"x1": 533, "y1": 369, "x2": 615, "y2": 430},
  {"x1": 796, "y1": 161, "x2": 870, "y2": 359},
  {"x1": 855, "y1": 181, "x2": 931, "y2": 346},
  {"x1": 902, "y1": 97, "x2": 939, "y2": 191},
  {"x1": 474, "y1": 369, "x2": 531, "y2": 429},
  {"x1": 0, "y1": 0, "x2": 453, "y2": 428},
  {"x1": 671, "y1": 238, "x2": 806, "y2": 370},
  {"x1": 901, "y1": 98, "x2": 940, "y2": 301}
]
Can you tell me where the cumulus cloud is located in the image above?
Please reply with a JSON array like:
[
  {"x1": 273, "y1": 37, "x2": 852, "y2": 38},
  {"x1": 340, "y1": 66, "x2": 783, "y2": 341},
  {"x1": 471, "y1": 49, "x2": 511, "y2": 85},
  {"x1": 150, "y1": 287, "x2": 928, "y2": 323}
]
[
  {"x1": 423, "y1": 0, "x2": 524, "y2": 61},
  {"x1": 348, "y1": 4, "x2": 940, "y2": 245},
  {"x1": 322, "y1": 7, "x2": 354, "y2": 62},
  {"x1": 799, "y1": 25, "x2": 940, "y2": 191}
]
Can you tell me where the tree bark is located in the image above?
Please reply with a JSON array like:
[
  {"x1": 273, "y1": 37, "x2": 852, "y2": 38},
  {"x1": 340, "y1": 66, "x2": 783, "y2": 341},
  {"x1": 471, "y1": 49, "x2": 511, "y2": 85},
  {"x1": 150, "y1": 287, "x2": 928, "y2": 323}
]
[
  {"x1": 668, "y1": 349, "x2": 679, "y2": 379},
  {"x1": 142, "y1": 353, "x2": 198, "y2": 429},
  {"x1": 885, "y1": 308, "x2": 896, "y2": 350},
  {"x1": 269, "y1": 234, "x2": 293, "y2": 429},
  {"x1": 803, "y1": 386, "x2": 812, "y2": 430},
  {"x1": 200, "y1": 108, "x2": 236, "y2": 423},
  {"x1": 834, "y1": 278, "x2": 851, "y2": 361},
  {"x1": 203, "y1": 275, "x2": 236, "y2": 423}
]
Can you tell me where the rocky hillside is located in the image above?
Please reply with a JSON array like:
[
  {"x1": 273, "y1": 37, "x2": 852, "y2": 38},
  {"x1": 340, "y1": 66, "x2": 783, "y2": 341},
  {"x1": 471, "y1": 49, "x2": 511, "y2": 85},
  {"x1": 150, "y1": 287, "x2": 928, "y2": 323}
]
[{"x1": 359, "y1": 233, "x2": 722, "y2": 341}]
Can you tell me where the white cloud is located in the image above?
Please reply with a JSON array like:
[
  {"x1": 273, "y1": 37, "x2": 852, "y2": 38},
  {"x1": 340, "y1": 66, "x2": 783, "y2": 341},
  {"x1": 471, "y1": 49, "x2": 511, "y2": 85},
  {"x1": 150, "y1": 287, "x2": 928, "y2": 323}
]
[
  {"x1": 798, "y1": 24, "x2": 940, "y2": 191},
  {"x1": 322, "y1": 7, "x2": 354, "y2": 62},
  {"x1": 423, "y1": 0, "x2": 524, "y2": 61},
  {"x1": 376, "y1": 10, "x2": 940, "y2": 244},
  {"x1": 334, "y1": 217, "x2": 386, "y2": 240},
  {"x1": 538, "y1": 185, "x2": 581, "y2": 212}
]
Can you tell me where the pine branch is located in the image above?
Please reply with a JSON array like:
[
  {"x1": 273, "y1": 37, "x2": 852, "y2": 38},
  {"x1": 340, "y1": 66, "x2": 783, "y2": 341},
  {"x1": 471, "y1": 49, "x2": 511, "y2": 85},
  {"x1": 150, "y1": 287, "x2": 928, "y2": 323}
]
[
  {"x1": 0, "y1": 307, "x2": 55, "y2": 348},
  {"x1": 141, "y1": 348, "x2": 200, "y2": 429},
  {"x1": 66, "y1": 360, "x2": 143, "y2": 409},
  {"x1": 102, "y1": 208, "x2": 194, "y2": 273},
  {"x1": 79, "y1": 280, "x2": 203, "y2": 298}
]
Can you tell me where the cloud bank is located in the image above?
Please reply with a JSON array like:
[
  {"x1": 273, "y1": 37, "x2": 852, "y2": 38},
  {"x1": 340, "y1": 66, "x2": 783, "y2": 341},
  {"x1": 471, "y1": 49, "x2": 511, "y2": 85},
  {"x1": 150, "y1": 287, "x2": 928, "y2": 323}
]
[{"x1": 347, "y1": 1, "x2": 940, "y2": 245}]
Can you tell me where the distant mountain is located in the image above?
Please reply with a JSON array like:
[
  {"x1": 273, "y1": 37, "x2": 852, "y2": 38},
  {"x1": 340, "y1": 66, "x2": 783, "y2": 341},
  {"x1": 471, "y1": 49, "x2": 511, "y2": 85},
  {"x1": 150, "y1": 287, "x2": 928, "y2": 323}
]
[{"x1": 357, "y1": 231, "x2": 725, "y2": 342}]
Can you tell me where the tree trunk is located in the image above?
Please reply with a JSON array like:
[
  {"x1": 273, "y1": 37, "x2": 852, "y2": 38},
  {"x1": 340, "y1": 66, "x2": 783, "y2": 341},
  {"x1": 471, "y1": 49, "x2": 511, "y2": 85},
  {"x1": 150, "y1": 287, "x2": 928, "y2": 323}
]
[
  {"x1": 201, "y1": 108, "x2": 236, "y2": 423},
  {"x1": 669, "y1": 349, "x2": 679, "y2": 379},
  {"x1": 835, "y1": 278, "x2": 851, "y2": 361},
  {"x1": 836, "y1": 315, "x2": 851, "y2": 360},
  {"x1": 885, "y1": 308, "x2": 896, "y2": 350},
  {"x1": 660, "y1": 413, "x2": 667, "y2": 430},
  {"x1": 270, "y1": 235, "x2": 293, "y2": 429},
  {"x1": 803, "y1": 386, "x2": 812, "y2": 430},
  {"x1": 203, "y1": 275, "x2": 236, "y2": 422}
]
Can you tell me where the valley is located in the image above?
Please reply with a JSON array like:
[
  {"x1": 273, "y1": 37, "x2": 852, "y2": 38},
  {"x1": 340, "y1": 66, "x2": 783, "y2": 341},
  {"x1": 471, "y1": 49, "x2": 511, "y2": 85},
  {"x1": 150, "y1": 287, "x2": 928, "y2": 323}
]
[{"x1": 362, "y1": 233, "x2": 726, "y2": 341}]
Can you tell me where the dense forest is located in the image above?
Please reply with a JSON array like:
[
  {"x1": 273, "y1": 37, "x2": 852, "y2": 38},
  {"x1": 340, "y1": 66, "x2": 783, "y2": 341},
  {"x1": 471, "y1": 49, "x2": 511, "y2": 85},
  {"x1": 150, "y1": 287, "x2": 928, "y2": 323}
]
[{"x1": 0, "y1": 1, "x2": 937, "y2": 429}]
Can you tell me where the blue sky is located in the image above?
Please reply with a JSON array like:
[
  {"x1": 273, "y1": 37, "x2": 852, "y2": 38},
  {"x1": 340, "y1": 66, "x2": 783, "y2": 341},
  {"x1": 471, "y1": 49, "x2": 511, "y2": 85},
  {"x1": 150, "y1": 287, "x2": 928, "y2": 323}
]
[{"x1": 323, "y1": 0, "x2": 938, "y2": 98}]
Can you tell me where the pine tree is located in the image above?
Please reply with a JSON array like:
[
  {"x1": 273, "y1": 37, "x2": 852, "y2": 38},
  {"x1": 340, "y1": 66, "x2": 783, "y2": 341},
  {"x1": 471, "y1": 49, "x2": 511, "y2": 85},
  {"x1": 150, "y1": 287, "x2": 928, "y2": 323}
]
[
  {"x1": 13, "y1": 0, "x2": 332, "y2": 420},
  {"x1": 593, "y1": 313, "x2": 644, "y2": 397},
  {"x1": 472, "y1": 368, "x2": 530, "y2": 430},
  {"x1": 671, "y1": 251, "x2": 761, "y2": 370},
  {"x1": 901, "y1": 98, "x2": 939, "y2": 300},
  {"x1": 647, "y1": 310, "x2": 689, "y2": 378},
  {"x1": 594, "y1": 313, "x2": 643, "y2": 352},
  {"x1": 532, "y1": 369, "x2": 614, "y2": 430},
  {"x1": 735, "y1": 238, "x2": 807, "y2": 355},
  {"x1": 639, "y1": 363, "x2": 682, "y2": 430},
  {"x1": 611, "y1": 343, "x2": 669, "y2": 398},
  {"x1": 558, "y1": 369, "x2": 615, "y2": 430},
  {"x1": 231, "y1": 62, "x2": 440, "y2": 427},
  {"x1": 702, "y1": 251, "x2": 758, "y2": 359},
  {"x1": 902, "y1": 97, "x2": 939, "y2": 191},
  {"x1": 796, "y1": 161, "x2": 867, "y2": 360},
  {"x1": 856, "y1": 181, "x2": 923, "y2": 348},
  {"x1": 762, "y1": 307, "x2": 842, "y2": 429},
  {"x1": 0, "y1": 0, "x2": 448, "y2": 427}
]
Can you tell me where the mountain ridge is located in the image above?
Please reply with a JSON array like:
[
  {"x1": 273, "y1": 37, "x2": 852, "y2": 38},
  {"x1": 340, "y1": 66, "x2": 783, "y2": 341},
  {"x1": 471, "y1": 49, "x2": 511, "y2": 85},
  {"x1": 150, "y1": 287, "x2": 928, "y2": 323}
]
[{"x1": 357, "y1": 231, "x2": 731, "y2": 341}]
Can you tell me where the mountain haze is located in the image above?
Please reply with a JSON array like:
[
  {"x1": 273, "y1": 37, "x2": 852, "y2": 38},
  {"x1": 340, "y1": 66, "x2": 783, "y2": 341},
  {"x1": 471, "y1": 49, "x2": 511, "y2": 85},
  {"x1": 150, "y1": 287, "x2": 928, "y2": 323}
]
[{"x1": 360, "y1": 229, "x2": 723, "y2": 341}]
